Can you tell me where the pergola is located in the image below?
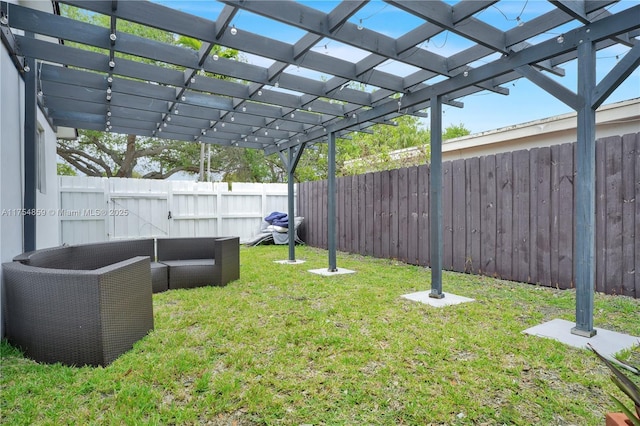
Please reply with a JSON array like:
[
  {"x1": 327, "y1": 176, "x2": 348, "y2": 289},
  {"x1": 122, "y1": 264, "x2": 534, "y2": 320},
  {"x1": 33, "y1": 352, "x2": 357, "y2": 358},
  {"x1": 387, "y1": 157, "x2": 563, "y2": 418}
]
[{"x1": 1, "y1": 0, "x2": 638, "y2": 337}]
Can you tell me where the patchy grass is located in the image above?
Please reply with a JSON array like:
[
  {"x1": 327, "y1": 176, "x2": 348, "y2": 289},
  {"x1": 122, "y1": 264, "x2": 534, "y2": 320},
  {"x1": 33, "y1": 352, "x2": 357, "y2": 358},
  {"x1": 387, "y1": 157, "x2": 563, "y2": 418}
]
[{"x1": 1, "y1": 245, "x2": 639, "y2": 425}]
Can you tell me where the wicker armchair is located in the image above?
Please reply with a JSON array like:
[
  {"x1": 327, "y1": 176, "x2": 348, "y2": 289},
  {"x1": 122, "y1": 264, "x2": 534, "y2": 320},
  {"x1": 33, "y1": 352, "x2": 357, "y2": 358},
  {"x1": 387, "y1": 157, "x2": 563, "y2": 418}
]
[
  {"x1": 156, "y1": 237, "x2": 239, "y2": 289},
  {"x1": 2, "y1": 256, "x2": 154, "y2": 367}
]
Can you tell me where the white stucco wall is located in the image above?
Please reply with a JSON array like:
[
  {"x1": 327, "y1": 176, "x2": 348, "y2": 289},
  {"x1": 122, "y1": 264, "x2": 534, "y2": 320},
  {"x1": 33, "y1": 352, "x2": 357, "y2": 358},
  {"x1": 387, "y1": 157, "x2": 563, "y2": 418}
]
[
  {"x1": 1, "y1": 32, "x2": 25, "y2": 338},
  {"x1": 1, "y1": 0, "x2": 60, "y2": 337},
  {"x1": 35, "y1": 112, "x2": 60, "y2": 248}
]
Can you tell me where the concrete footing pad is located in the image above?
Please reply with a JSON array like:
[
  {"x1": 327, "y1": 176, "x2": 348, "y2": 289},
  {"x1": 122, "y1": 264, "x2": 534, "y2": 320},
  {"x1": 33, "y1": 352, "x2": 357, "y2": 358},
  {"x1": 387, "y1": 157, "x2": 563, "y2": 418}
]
[
  {"x1": 308, "y1": 268, "x2": 356, "y2": 276},
  {"x1": 274, "y1": 259, "x2": 306, "y2": 265},
  {"x1": 401, "y1": 291, "x2": 474, "y2": 307},
  {"x1": 523, "y1": 318, "x2": 639, "y2": 357}
]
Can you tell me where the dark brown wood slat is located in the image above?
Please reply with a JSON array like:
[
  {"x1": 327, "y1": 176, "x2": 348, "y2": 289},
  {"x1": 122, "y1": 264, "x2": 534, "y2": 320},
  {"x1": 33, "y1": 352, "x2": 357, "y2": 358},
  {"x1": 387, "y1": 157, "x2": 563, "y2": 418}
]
[
  {"x1": 318, "y1": 179, "x2": 325, "y2": 248},
  {"x1": 557, "y1": 143, "x2": 574, "y2": 288},
  {"x1": 621, "y1": 133, "x2": 636, "y2": 297},
  {"x1": 306, "y1": 181, "x2": 313, "y2": 245},
  {"x1": 418, "y1": 164, "x2": 430, "y2": 266},
  {"x1": 351, "y1": 175, "x2": 370, "y2": 254},
  {"x1": 381, "y1": 170, "x2": 391, "y2": 259},
  {"x1": 310, "y1": 181, "x2": 316, "y2": 246},
  {"x1": 635, "y1": 133, "x2": 640, "y2": 299},
  {"x1": 305, "y1": 181, "x2": 311, "y2": 244},
  {"x1": 481, "y1": 155, "x2": 497, "y2": 276},
  {"x1": 312, "y1": 181, "x2": 319, "y2": 247},
  {"x1": 528, "y1": 148, "x2": 539, "y2": 285},
  {"x1": 466, "y1": 157, "x2": 481, "y2": 273},
  {"x1": 337, "y1": 177, "x2": 351, "y2": 251},
  {"x1": 407, "y1": 166, "x2": 420, "y2": 264},
  {"x1": 536, "y1": 147, "x2": 552, "y2": 287},
  {"x1": 397, "y1": 168, "x2": 409, "y2": 263},
  {"x1": 605, "y1": 136, "x2": 624, "y2": 295},
  {"x1": 389, "y1": 169, "x2": 399, "y2": 260},
  {"x1": 452, "y1": 159, "x2": 466, "y2": 272},
  {"x1": 550, "y1": 145, "x2": 561, "y2": 287},
  {"x1": 317, "y1": 180, "x2": 324, "y2": 248},
  {"x1": 365, "y1": 173, "x2": 375, "y2": 256},
  {"x1": 442, "y1": 161, "x2": 453, "y2": 270},
  {"x1": 513, "y1": 149, "x2": 531, "y2": 283},
  {"x1": 350, "y1": 175, "x2": 358, "y2": 253},
  {"x1": 595, "y1": 138, "x2": 607, "y2": 293},
  {"x1": 310, "y1": 181, "x2": 317, "y2": 247},
  {"x1": 496, "y1": 151, "x2": 514, "y2": 281},
  {"x1": 321, "y1": 179, "x2": 328, "y2": 249},
  {"x1": 373, "y1": 171, "x2": 383, "y2": 258},
  {"x1": 351, "y1": 174, "x2": 359, "y2": 253}
]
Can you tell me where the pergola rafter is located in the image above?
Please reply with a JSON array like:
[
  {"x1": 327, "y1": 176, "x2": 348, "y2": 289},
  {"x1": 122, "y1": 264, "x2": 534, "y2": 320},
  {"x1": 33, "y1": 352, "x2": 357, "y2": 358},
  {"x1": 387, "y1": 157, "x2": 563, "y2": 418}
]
[{"x1": 1, "y1": 0, "x2": 638, "y2": 337}]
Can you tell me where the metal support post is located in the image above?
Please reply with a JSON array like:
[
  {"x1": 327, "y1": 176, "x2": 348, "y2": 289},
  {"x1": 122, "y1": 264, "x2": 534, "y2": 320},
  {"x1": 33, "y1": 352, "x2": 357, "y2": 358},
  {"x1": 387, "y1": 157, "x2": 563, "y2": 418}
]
[
  {"x1": 429, "y1": 96, "x2": 444, "y2": 298},
  {"x1": 572, "y1": 40, "x2": 597, "y2": 337},
  {"x1": 327, "y1": 132, "x2": 337, "y2": 272},
  {"x1": 287, "y1": 146, "x2": 296, "y2": 262},
  {"x1": 24, "y1": 55, "x2": 37, "y2": 252}
]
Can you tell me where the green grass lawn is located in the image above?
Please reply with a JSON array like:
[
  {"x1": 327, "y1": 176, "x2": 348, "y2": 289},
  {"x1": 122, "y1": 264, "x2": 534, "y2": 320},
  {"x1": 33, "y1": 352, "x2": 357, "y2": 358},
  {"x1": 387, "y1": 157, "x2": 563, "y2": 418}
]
[{"x1": 2, "y1": 245, "x2": 639, "y2": 425}]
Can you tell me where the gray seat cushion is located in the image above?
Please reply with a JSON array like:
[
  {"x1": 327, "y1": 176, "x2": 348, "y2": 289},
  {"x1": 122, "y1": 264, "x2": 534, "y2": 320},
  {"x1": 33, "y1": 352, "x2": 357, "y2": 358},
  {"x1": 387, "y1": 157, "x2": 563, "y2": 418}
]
[
  {"x1": 150, "y1": 262, "x2": 169, "y2": 293},
  {"x1": 159, "y1": 259, "x2": 217, "y2": 289}
]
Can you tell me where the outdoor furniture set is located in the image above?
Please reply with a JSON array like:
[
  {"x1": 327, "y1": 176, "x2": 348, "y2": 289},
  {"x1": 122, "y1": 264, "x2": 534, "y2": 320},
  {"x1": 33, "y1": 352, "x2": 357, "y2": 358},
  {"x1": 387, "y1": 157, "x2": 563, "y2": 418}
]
[{"x1": 1, "y1": 236, "x2": 240, "y2": 367}]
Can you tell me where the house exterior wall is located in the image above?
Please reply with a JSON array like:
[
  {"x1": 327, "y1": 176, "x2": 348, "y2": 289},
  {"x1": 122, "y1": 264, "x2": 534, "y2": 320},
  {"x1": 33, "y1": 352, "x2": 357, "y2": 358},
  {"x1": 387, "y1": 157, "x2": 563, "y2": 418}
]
[
  {"x1": 35, "y1": 114, "x2": 60, "y2": 248},
  {"x1": 0, "y1": 15, "x2": 25, "y2": 338},
  {"x1": 1, "y1": 0, "x2": 60, "y2": 337}
]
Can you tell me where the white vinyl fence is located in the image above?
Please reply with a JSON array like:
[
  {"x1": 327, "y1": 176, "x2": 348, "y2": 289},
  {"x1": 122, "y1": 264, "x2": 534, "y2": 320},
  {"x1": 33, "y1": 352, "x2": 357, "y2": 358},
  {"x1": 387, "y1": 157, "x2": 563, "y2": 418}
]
[{"x1": 58, "y1": 176, "x2": 292, "y2": 245}]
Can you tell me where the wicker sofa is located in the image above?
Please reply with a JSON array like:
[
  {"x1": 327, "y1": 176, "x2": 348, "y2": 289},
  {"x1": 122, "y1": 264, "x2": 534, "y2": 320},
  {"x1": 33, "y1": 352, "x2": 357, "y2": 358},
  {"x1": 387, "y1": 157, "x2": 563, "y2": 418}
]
[
  {"x1": 14, "y1": 239, "x2": 170, "y2": 293},
  {"x1": 2, "y1": 236, "x2": 240, "y2": 367}
]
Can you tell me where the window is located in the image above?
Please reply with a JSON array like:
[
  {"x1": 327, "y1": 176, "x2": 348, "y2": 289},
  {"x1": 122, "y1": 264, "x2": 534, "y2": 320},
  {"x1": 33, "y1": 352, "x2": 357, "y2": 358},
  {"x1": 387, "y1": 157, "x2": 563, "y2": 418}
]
[{"x1": 37, "y1": 126, "x2": 46, "y2": 194}]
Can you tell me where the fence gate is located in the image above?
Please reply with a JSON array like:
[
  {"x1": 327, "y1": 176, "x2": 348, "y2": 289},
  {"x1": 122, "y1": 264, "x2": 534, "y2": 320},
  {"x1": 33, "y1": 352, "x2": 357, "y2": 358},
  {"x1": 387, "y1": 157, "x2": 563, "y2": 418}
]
[{"x1": 108, "y1": 194, "x2": 169, "y2": 240}]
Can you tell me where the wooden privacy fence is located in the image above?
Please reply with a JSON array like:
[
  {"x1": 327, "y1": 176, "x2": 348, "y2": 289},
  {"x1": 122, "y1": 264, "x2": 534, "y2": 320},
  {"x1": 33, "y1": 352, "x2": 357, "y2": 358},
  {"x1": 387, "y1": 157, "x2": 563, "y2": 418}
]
[{"x1": 297, "y1": 133, "x2": 640, "y2": 298}]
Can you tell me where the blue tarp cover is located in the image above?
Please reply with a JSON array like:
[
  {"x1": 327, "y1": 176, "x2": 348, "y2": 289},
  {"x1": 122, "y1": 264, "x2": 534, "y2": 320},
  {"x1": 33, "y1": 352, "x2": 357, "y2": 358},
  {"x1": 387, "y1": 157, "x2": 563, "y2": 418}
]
[{"x1": 264, "y1": 211, "x2": 288, "y2": 228}]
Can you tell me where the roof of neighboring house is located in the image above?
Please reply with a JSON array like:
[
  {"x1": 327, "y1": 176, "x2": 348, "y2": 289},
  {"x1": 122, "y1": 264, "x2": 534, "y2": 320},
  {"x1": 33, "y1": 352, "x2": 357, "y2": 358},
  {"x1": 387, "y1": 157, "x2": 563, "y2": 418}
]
[{"x1": 442, "y1": 97, "x2": 640, "y2": 160}]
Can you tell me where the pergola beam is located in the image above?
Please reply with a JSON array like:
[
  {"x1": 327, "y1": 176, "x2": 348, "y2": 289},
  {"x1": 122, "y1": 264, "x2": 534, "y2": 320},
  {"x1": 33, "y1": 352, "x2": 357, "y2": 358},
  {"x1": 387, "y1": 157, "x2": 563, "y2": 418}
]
[
  {"x1": 514, "y1": 65, "x2": 582, "y2": 110},
  {"x1": 592, "y1": 43, "x2": 640, "y2": 109},
  {"x1": 3, "y1": 0, "x2": 635, "y2": 156},
  {"x1": 550, "y1": 0, "x2": 588, "y2": 22},
  {"x1": 388, "y1": 1, "x2": 507, "y2": 53},
  {"x1": 267, "y1": 4, "x2": 640, "y2": 154}
]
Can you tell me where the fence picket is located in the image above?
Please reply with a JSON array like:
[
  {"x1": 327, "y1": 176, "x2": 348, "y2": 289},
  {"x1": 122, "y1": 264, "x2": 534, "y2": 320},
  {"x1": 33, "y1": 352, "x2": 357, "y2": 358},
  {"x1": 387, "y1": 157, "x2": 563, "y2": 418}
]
[
  {"x1": 496, "y1": 152, "x2": 513, "y2": 281},
  {"x1": 407, "y1": 167, "x2": 419, "y2": 264},
  {"x1": 605, "y1": 136, "x2": 624, "y2": 294},
  {"x1": 621, "y1": 134, "x2": 637, "y2": 297}
]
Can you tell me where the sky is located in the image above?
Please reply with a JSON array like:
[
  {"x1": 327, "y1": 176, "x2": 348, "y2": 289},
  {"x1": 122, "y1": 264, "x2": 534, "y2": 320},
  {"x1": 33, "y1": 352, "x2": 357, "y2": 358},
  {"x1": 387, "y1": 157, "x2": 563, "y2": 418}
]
[{"x1": 154, "y1": 0, "x2": 639, "y2": 135}]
